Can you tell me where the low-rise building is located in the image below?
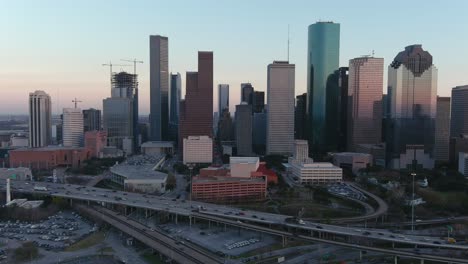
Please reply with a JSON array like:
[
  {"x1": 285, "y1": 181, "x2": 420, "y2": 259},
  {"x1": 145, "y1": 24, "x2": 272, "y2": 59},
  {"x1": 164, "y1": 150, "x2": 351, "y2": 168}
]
[
  {"x1": 288, "y1": 140, "x2": 342, "y2": 184},
  {"x1": 84, "y1": 131, "x2": 107, "y2": 158},
  {"x1": 183, "y1": 136, "x2": 212, "y2": 164},
  {"x1": 458, "y1": 152, "x2": 468, "y2": 177},
  {"x1": 9, "y1": 146, "x2": 91, "y2": 170},
  {"x1": 333, "y1": 152, "x2": 372, "y2": 174},
  {"x1": 355, "y1": 143, "x2": 386, "y2": 167},
  {"x1": 141, "y1": 141, "x2": 174, "y2": 155},
  {"x1": 192, "y1": 176, "x2": 266, "y2": 201},
  {"x1": 0, "y1": 167, "x2": 32, "y2": 181},
  {"x1": 110, "y1": 163, "x2": 167, "y2": 194},
  {"x1": 230, "y1": 157, "x2": 259, "y2": 178}
]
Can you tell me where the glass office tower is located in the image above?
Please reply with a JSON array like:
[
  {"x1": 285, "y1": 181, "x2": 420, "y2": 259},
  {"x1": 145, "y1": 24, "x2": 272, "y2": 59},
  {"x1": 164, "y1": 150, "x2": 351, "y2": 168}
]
[
  {"x1": 386, "y1": 45, "x2": 437, "y2": 169},
  {"x1": 307, "y1": 22, "x2": 340, "y2": 155}
]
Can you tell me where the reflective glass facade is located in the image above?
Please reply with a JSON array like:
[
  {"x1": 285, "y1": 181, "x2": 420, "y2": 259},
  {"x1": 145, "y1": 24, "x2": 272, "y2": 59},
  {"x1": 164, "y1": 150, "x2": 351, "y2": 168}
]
[
  {"x1": 386, "y1": 45, "x2": 437, "y2": 169},
  {"x1": 307, "y1": 22, "x2": 340, "y2": 154}
]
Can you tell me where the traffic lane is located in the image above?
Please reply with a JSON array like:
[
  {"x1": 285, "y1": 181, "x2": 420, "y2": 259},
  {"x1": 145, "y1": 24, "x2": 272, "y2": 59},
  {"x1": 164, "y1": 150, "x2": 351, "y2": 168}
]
[{"x1": 5, "y1": 181, "x2": 465, "y2": 249}]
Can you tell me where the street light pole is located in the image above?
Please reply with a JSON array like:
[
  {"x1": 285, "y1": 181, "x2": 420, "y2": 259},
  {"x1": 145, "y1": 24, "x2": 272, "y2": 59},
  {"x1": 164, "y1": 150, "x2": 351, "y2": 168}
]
[{"x1": 411, "y1": 172, "x2": 416, "y2": 232}]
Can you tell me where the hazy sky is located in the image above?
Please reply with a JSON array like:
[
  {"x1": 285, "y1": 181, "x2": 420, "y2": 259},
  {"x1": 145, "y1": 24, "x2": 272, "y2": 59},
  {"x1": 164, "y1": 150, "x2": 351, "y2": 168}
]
[{"x1": 1, "y1": 0, "x2": 468, "y2": 115}]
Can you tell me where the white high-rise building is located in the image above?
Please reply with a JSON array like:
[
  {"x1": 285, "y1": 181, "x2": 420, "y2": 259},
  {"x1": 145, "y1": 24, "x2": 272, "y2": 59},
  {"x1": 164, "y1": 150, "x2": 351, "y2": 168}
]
[
  {"x1": 218, "y1": 84, "x2": 229, "y2": 113},
  {"x1": 28, "y1": 91, "x2": 52, "y2": 148},
  {"x1": 266, "y1": 61, "x2": 295, "y2": 155},
  {"x1": 62, "y1": 108, "x2": 84, "y2": 147}
]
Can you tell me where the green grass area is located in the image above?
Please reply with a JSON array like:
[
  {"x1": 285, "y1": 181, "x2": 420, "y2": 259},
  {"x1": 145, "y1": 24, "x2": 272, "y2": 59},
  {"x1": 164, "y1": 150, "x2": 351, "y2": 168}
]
[
  {"x1": 142, "y1": 252, "x2": 165, "y2": 264},
  {"x1": 418, "y1": 187, "x2": 468, "y2": 214},
  {"x1": 233, "y1": 240, "x2": 309, "y2": 259},
  {"x1": 97, "y1": 246, "x2": 114, "y2": 254},
  {"x1": 95, "y1": 179, "x2": 123, "y2": 191},
  {"x1": 66, "y1": 231, "x2": 106, "y2": 252}
]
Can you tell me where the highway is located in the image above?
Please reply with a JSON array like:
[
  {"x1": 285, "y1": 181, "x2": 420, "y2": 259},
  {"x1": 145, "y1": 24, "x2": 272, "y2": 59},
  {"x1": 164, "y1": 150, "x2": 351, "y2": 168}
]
[
  {"x1": 78, "y1": 205, "x2": 222, "y2": 264},
  {"x1": 4, "y1": 180, "x2": 468, "y2": 261}
]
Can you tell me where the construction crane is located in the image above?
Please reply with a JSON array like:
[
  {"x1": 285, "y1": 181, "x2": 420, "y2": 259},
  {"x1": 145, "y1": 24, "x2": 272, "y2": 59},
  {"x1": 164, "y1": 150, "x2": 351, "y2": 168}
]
[
  {"x1": 121, "y1": 59, "x2": 144, "y2": 75},
  {"x1": 72, "y1": 98, "x2": 82, "y2": 108},
  {"x1": 102, "y1": 61, "x2": 131, "y2": 87}
]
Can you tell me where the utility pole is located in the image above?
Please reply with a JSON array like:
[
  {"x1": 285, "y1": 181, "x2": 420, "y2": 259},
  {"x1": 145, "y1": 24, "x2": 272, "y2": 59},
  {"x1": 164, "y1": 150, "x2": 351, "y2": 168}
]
[{"x1": 411, "y1": 172, "x2": 416, "y2": 232}]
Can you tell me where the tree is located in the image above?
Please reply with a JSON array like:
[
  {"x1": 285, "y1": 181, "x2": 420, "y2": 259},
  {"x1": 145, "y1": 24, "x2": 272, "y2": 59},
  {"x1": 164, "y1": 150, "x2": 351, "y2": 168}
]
[{"x1": 14, "y1": 242, "x2": 38, "y2": 262}]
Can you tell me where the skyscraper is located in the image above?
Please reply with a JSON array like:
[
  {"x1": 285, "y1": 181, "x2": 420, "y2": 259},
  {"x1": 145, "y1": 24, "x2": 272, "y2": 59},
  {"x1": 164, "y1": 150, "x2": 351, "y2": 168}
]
[
  {"x1": 83, "y1": 108, "x2": 101, "y2": 132},
  {"x1": 218, "y1": 84, "x2": 229, "y2": 113},
  {"x1": 169, "y1": 73, "x2": 181, "y2": 142},
  {"x1": 103, "y1": 72, "x2": 137, "y2": 154},
  {"x1": 307, "y1": 21, "x2": 340, "y2": 155},
  {"x1": 266, "y1": 61, "x2": 295, "y2": 155},
  {"x1": 347, "y1": 56, "x2": 384, "y2": 151},
  {"x1": 295, "y1": 93, "x2": 307, "y2": 140},
  {"x1": 450, "y1": 85, "x2": 468, "y2": 138},
  {"x1": 337, "y1": 67, "x2": 349, "y2": 151},
  {"x1": 252, "y1": 91, "x2": 265, "y2": 113},
  {"x1": 253, "y1": 112, "x2": 267, "y2": 155},
  {"x1": 235, "y1": 103, "x2": 253, "y2": 156},
  {"x1": 28, "y1": 90, "x2": 52, "y2": 148},
  {"x1": 386, "y1": 45, "x2": 437, "y2": 169},
  {"x1": 62, "y1": 108, "x2": 84, "y2": 147},
  {"x1": 179, "y1": 52, "x2": 213, "y2": 158},
  {"x1": 241, "y1": 83, "x2": 254, "y2": 104},
  {"x1": 149, "y1": 35, "x2": 169, "y2": 141},
  {"x1": 435, "y1": 97, "x2": 451, "y2": 162}
]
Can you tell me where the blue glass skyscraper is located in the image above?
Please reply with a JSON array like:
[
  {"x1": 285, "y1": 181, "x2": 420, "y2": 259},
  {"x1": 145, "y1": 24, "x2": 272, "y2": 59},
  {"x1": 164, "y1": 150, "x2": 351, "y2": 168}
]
[{"x1": 307, "y1": 22, "x2": 340, "y2": 156}]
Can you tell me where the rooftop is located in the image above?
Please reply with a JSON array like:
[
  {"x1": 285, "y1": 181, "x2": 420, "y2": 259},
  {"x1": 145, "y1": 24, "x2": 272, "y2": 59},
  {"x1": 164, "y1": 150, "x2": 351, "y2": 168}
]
[
  {"x1": 10, "y1": 146, "x2": 86, "y2": 152},
  {"x1": 334, "y1": 152, "x2": 372, "y2": 158},
  {"x1": 193, "y1": 176, "x2": 265, "y2": 184},
  {"x1": 110, "y1": 164, "x2": 167, "y2": 180},
  {"x1": 230, "y1": 157, "x2": 259, "y2": 165},
  {"x1": 141, "y1": 141, "x2": 174, "y2": 148}
]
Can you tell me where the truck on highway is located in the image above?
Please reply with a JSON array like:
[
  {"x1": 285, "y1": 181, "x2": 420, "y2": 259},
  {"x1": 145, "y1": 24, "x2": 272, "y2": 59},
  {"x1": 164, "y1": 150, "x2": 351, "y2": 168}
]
[
  {"x1": 33, "y1": 186, "x2": 48, "y2": 191},
  {"x1": 447, "y1": 237, "x2": 457, "y2": 244}
]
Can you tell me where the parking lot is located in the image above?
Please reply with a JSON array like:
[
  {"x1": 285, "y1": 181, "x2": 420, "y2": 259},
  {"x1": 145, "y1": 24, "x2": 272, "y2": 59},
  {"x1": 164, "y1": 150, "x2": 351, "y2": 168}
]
[
  {"x1": 0, "y1": 211, "x2": 96, "y2": 253},
  {"x1": 158, "y1": 223, "x2": 278, "y2": 256}
]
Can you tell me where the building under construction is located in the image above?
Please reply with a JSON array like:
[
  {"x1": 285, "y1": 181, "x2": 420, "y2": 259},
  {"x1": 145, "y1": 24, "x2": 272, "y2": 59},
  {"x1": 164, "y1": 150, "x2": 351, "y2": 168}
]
[{"x1": 103, "y1": 71, "x2": 139, "y2": 154}]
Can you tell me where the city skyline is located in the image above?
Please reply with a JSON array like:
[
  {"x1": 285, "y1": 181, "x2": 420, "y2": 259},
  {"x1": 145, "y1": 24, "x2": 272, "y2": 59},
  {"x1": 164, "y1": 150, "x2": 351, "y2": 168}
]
[{"x1": 2, "y1": 1, "x2": 468, "y2": 115}]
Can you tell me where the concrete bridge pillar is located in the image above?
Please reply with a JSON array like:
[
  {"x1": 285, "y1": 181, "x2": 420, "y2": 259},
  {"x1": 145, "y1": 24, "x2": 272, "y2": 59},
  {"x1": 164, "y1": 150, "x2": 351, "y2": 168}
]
[
  {"x1": 394, "y1": 256, "x2": 398, "y2": 264},
  {"x1": 175, "y1": 214, "x2": 178, "y2": 225},
  {"x1": 420, "y1": 259, "x2": 424, "y2": 264}
]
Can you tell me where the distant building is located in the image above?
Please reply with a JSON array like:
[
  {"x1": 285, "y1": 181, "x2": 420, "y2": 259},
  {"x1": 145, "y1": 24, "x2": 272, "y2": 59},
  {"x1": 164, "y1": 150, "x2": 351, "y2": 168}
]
[
  {"x1": 235, "y1": 103, "x2": 252, "y2": 156},
  {"x1": 450, "y1": 86, "x2": 468, "y2": 138},
  {"x1": 62, "y1": 108, "x2": 84, "y2": 147},
  {"x1": 253, "y1": 112, "x2": 267, "y2": 155},
  {"x1": 288, "y1": 140, "x2": 342, "y2": 184},
  {"x1": 150, "y1": 35, "x2": 169, "y2": 141},
  {"x1": 179, "y1": 52, "x2": 213, "y2": 158},
  {"x1": 450, "y1": 135, "x2": 468, "y2": 166},
  {"x1": 252, "y1": 91, "x2": 265, "y2": 113},
  {"x1": 169, "y1": 73, "x2": 181, "y2": 142},
  {"x1": 141, "y1": 141, "x2": 174, "y2": 155},
  {"x1": 183, "y1": 136, "x2": 213, "y2": 164},
  {"x1": 458, "y1": 152, "x2": 468, "y2": 177},
  {"x1": 83, "y1": 108, "x2": 101, "y2": 132},
  {"x1": 10, "y1": 134, "x2": 28, "y2": 147},
  {"x1": 295, "y1": 93, "x2": 307, "y2": 140},
  {"x1": 355, "y1": 143, "x2": 386, "y2": 167},
  {"x1": 386, "y1": 45, "x2": 437, "y2": 169},
  {"x1": 266, "y1": 61, "x2": 295, "y2": 155},
  {"x1": 218, "y1": 84, "x2": 229, "y2": 113},
  {"x1": 28, "y1": 90, "x2": 52, "y2": 148},
  {"x1": 84, "y1": 131, "x2": 107, "y2": 158},
  {"x1": 333, "y1": 152, "x2": 372, "y2": 174},
  {"x1": 217, "y1": 109, "x2": 234, "y2": 141},
  {"x1": 337, "y1": 67, "x2": 349, "y2": 151},
  {"x1": 434, "y1": 97, "x2": 451, "y2": 162},
  {"x1": 347, "y1": 56, "x2": 383, "y2": 151},
  {"x1": 241, "y1": 83, "x2": 254, "y2": 104}
]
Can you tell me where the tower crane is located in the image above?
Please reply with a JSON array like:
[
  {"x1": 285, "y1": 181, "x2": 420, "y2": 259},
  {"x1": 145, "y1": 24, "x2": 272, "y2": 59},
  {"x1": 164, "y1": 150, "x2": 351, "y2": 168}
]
[
  {"x1": 102, "y1": 62, "x2": 131, "y2": 88},
  {"x1": 72, "y1": 98, "x2": 82, "y2": 108},
  {"x1": 121, "y1": 59, "x2": 144, "y2": 75}
]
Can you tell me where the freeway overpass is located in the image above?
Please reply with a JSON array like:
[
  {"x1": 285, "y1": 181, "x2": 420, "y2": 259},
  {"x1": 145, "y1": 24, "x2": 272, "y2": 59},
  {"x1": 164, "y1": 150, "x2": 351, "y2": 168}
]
[{"x1": 4, "y1": 180, "x2": 468, "y2": 263}]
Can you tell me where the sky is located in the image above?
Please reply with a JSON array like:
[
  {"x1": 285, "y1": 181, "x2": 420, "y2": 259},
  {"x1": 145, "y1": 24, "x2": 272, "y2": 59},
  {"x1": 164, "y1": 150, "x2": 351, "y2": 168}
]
[{"x1": 1, "y1": 0, "x2": 468, "y2": 115}]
